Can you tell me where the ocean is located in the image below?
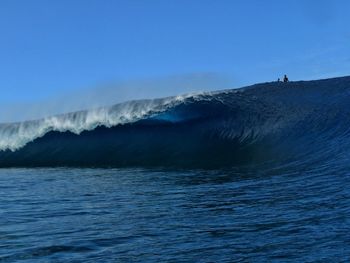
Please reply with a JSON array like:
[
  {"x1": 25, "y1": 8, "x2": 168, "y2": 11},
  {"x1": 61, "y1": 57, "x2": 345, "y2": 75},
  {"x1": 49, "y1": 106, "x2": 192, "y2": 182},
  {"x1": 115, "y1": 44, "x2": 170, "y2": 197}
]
[{"x1": 1, "y1": 77, "x2": 350, "y2": 261}]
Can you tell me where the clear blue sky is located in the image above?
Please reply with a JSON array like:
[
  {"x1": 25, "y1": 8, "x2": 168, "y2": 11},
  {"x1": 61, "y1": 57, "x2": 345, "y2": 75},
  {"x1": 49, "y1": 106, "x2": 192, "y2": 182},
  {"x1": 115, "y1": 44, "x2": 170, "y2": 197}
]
[{"x1": 0, "y1": 0, "x2": 349, "y2": 105}]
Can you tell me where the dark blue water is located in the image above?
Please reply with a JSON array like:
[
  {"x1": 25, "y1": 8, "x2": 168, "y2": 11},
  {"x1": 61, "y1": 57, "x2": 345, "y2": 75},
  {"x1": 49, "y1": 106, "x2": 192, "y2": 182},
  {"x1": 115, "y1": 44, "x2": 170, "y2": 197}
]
[
  {"x1": 1, "y1": 164, "x2": 350, "y2": 262},
  {"x1": 3, "y1": 77, "x2": 350, "y2": 168}
]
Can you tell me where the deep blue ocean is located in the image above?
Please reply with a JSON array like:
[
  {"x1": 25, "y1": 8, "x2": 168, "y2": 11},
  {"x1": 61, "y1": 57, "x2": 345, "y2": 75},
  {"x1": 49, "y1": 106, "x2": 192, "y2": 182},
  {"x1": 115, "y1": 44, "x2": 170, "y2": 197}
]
[
  {"x1": 1, "y1": 165, "x2": 350, "y2": 262},
  {"x1": 1, "y1": 77, "x2": 350, "y2": 261}
]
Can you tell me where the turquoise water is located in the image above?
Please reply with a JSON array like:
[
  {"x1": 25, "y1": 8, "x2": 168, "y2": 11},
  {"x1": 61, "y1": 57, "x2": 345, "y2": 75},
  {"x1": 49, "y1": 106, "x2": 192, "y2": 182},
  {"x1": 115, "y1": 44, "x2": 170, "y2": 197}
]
[{"x1": 1, "y1": 165, "x2": 349, "y2": 262}]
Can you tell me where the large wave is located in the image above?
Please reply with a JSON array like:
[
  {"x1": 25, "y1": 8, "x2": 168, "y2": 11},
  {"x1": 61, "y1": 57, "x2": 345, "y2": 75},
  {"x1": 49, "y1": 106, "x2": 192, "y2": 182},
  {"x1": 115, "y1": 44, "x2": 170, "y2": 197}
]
[{"x1": 1, "y1": 76, "x2": 350, "y2": 168}]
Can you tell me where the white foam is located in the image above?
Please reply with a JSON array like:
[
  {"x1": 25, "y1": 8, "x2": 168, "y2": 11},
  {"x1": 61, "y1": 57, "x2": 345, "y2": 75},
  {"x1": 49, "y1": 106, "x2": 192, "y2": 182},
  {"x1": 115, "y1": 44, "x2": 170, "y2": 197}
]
[{"x1": 0, "y1": 93, "x2": 199, "y2": 151}]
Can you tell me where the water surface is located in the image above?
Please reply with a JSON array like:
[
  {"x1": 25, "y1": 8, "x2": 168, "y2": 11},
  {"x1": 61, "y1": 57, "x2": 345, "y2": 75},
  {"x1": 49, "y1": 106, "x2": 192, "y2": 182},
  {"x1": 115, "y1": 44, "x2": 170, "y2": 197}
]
[{"x1": 1, "y1": 165, "x2": 349, "y2": 262}]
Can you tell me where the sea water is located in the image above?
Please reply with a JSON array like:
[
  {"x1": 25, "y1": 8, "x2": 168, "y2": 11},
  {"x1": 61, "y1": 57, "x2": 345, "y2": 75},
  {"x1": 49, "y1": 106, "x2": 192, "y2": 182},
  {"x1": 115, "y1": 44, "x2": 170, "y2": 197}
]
[
  {"x1": 1, "y1": 165, "x2": 349, "y2": 262},
  {"x1": 2, "y1": 77, "x2": 350, "y2": 261}
]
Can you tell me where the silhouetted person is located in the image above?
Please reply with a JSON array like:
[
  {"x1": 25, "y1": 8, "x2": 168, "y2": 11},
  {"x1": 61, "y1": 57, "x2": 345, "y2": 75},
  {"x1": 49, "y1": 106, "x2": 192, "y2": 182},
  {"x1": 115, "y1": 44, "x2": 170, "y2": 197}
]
[
  {"x1": 283, "y1": 74, "x2": 289, "y2": 83},
  {"x1": 277, "y1": 78, "x2": 281, "y2": 82}
]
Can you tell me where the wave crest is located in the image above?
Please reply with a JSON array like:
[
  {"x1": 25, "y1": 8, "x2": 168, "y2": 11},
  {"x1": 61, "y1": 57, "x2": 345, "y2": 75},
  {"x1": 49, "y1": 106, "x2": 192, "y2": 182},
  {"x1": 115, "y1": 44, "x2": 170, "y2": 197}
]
[{"x1": 0, "y1": 93, "x2": 197, "y2": 151}]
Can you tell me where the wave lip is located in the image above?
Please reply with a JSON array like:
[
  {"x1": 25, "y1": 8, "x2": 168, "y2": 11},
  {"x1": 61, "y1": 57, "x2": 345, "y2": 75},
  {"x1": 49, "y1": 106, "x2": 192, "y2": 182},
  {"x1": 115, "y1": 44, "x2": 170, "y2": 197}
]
[
  {"x1": 1, "y1": 76, "x2": 350, "y2": 167},
  {"x1": 0, "y1": 93, "x2": 198, "y2": 152}
]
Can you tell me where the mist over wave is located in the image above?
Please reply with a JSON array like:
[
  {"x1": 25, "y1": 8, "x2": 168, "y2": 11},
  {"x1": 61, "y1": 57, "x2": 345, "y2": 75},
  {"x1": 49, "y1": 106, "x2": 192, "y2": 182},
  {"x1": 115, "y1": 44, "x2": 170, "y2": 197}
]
[
  {"x1": 0, "y1": 73, "x2": 233, "y2": 123},
  {"x1": 1, "y1": 76, "x2": 350, "y2": 167}
]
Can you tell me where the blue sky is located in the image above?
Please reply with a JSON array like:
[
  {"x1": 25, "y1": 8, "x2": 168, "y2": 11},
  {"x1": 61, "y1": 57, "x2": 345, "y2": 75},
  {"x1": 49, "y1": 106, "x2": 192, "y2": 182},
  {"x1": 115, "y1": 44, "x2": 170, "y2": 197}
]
[{"x1": 0, "y1": 0, "x2": 349, "y2": 110}]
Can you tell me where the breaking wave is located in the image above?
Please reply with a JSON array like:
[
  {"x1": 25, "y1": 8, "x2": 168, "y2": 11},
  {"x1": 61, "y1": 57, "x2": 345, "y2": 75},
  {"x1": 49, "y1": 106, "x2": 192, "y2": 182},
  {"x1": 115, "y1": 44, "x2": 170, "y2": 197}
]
[{"x1": 1, "y1": 76, "x2": 350, "y2": 168}]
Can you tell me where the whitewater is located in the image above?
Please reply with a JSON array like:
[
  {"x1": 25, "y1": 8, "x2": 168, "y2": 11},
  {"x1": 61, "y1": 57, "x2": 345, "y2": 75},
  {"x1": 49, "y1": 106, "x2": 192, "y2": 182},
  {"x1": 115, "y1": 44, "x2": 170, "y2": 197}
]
[{"x1": 0, "y1": 93, "x2": 196, "y2": 151}]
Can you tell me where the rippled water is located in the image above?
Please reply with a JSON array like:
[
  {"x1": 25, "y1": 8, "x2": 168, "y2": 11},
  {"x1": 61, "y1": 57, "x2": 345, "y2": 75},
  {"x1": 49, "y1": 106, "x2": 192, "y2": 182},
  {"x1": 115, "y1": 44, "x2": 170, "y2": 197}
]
[{"x1": 1, "y1": 164, "x2": 350, "y2": 262}]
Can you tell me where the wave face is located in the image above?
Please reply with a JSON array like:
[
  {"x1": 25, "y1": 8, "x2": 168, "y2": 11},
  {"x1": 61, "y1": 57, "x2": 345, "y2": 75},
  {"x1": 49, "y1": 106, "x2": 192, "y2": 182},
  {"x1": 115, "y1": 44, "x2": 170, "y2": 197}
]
[{"x1": 1, "y1": 76, "x2": 350, "y2": 168}]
